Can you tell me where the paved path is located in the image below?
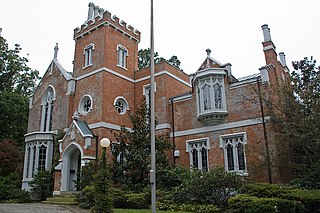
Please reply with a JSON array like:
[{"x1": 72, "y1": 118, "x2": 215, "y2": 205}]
[{"x1": 0, "y1": 203, "x2": 89, "y2": 213}]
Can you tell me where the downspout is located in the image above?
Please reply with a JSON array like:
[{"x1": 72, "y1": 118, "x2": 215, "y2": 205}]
[
  {"x1": 93, "y1": 135, "x2": 99, "y2": 162},
  {"x1": 170, "y1": 98, "x2": 176, "y2": 166},
  {"x1": 257, "y1": 77, "x2": 272, "y2": 184}
]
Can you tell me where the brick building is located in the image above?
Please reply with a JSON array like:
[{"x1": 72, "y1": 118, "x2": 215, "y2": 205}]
[{"x1": 22, "y1": 3, "x2": 291, "y2": 193}]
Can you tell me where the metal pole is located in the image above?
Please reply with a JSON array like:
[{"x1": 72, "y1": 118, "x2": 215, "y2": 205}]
[{"x1": 150, "y1": 0, "x2": 156, "y2": 212}]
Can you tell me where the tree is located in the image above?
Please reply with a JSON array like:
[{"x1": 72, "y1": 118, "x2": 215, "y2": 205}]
[
  {"x1": 270, "y1": 57, "x2": 320, "y2": 188},
  {"x1": 0, "y1": 36, "x2": 39, "y2": 96},
  {"x1": 111, "y1": 101, "x2": 172, "y2": 191},
  {"x1": 138, "y1": 48, "x2": 181, "y2": 69},
  {"x1": 0, "y1": 33, "x2": 39, "y2": 146}
]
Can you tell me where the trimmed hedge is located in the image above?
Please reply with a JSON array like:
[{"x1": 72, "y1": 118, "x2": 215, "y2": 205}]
[
  {"x1": 228, "y1": 194, "x2": 305, "y2": 213},
  {"x1": 281, "y1": 189, "x2": 320, "y2": 213},
  {"x1": 157, "y1": 201, "x2": 221, "y2": 213}
]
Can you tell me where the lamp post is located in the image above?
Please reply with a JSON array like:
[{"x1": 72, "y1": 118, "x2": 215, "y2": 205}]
[
  {"x1": 100, "y1": 138, "x2": 111, "y2": 167},
  {"x1": 93, "y1": 138, "x2": 112, "y2": 213}
]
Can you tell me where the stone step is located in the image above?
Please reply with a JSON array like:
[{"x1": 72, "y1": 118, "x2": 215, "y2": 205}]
[{"x1": 42, "y1": 193, "x2": 79, "y2": 205}]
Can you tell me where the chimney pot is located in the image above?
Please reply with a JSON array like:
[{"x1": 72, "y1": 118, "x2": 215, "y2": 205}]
[
  {"x1": 261, "y1": 24, "x2": 271, "y2": 42},
  {"x1": 279, "y1": 52, "x2": 287, "y2": 67}
]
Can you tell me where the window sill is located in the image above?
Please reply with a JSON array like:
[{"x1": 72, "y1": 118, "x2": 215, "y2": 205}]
[
  {"x1": 117, "y1": 64, "x2": 128, "y2": 70},
  {"x1": 82, "y1": 64, "x2": 93, "y2": 69},
  {"x1": 197, "y1": 110, "x2": 228, "y2": 125}
]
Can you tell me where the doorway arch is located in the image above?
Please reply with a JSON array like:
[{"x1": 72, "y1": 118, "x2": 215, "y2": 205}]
[{"x1": 61, "y1": 143, "x2": 83, "y2": 191}]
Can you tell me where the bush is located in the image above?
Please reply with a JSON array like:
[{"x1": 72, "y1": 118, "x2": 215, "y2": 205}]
[
  {"x1": 281, "y1": 189, "x2": 320, "y2": 213},
  {"x1": 239, "y1": 183, "x2": 292, "y2": 198},
  {"x1": 172, "y1": 167, "x2": 244, "y2": 206},
  {"x1": 0, "y1": 172, "x2": 30, "y2": 203},
  {"x1": 228, "y1": 194, "x2": 305, "y2": 213},
  {"x1": 112, "y1": 188, "x2": 128, "y2": 208},
  {"x1": 28, "y1": 170, "x2": 52, "y2": 201},
  {"x1": 76, "y1": 185, "x2": 95, "y2": 209},
  {"x1": 126, "y1": 193, "x2": 149, "y2": 209},
  {"x1": 157, "y1": 201, "x2": 221, "y2": 213},
  {"x1": 157, "y1": 166, "x2": 189, "y2": 190}
]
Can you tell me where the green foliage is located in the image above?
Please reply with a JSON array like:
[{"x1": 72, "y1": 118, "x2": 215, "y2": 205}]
[
  {"x1": 264, "y1": 57, "x2": 320, "y2": 188},
  {"x1": 111, "y1": 101, "x2": 172, "y2": 191},
  {"x1": 76, "y1": 185, "x2": 95, "y2": 209},
  {"x1": 172, "y1": 167, "x2": 244, "y2": 206},
  {"x1": 239, "y1": 183, "x2": 292, "y2": 198},
  {"x1": 282, "y1": 189, "x2": 320, "y2": 213},
  {"x1": 0, "y1": 35, "x2": 39, "y2": 96},
  {"x1": 138, "y1": 48, "x2": 181, "y2": 69},
  {"x1": 0, "y1": 172, "x2": 30, "y2": 203},
  {"x1": 92, "y1": 148, "x2": 113, "y2": 213},
  {"x1": 228, "y1": 194, "x2": 305, "y2": 213},
  {"x1": 28, "y1": 170, "x2": 52, "y2": 201},
  {"x1": 126, "y1": 193, "x2": 149, "y2": 209},
  {"x1": 0, "y1": 92, "x2": 29, "y2": 144},
  {"x1": 75, "y1": 162, "x2": 97, "y2": 190},
  {"x1": 157, "y1": 166, "x2": 189, "y2": 190},
  {"x1": 157, "y1": 201, "x2": 221, "y2": 213}
]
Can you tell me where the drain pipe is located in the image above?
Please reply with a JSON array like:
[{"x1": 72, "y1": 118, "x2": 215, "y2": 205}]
[
  {"x1": 170, "y1": 98, "x2": 176, "y2": 166},
  {"x1": 257, "y1": 77, "x2": 272, "y2": 184},
  {"x1": 94, "y1": 135, "x2": 99, "y2": 162}
]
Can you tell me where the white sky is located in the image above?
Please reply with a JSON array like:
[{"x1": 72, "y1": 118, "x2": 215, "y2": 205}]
[{"x1": 1, "y1": 0, "x2": 319, "y2": 78}]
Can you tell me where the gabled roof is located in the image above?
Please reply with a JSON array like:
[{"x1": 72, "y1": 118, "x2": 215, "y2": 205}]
[
  {"x1": 73, "y1": 119, "x2": 93, "y2": 138},
  {"x1": 52, "y1": 58, "x2": 73, "y2": 81}
]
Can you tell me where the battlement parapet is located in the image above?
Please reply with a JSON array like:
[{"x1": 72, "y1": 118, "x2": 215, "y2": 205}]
[{"x1": 74, "y1": 3, "x2": 140, "y2": 42}]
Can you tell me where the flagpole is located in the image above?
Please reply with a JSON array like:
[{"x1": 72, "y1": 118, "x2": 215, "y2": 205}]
[{"x1": 150, "y1": 0, "x2": 156, "y2": 212}]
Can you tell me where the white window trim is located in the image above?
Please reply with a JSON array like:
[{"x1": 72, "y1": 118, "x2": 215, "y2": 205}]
[
  {"x1": 116, "y1": 44, "x2": 128, "y2": 70},
  {"x1": 219, "y1": 132, "x2": 248, "y2": 175},
  {"x1": 113, "y1": 96, "x2": 129, "y2": 115},
  {"x1": 83, "y1": 43, "x2": 95, "y2": 69},
  {"x1": 186, "y1": 137, "x2": 210, "y2": 171},
  {"x1": 40, "y1": 86, "x2": 55, "y2": 132},
  {"x1": 79, "y1": 94, "x2": 93, "y2": 115}
]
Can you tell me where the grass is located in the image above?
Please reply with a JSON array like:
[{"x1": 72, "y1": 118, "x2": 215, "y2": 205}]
[{"x1": 114, "y1": 209, "x2": 191, "y2": 213}]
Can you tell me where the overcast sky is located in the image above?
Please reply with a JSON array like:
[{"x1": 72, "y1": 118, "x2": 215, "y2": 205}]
[{"x1": 1, "y1": 0, "x2": 319, "y2": 78}]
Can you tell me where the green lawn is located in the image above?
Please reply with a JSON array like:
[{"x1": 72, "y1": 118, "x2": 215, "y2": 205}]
[{"x1": 114, "y1": 209, "x2": 191, "y2": 213}]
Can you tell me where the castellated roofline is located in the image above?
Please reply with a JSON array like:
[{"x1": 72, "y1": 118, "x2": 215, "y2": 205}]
[{"x1": 74, "y1": 7, "x2": 141, "y2": 42}]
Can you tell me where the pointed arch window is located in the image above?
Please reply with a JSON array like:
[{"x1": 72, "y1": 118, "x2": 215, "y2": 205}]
[
  {"x1": 220, "y1": 132, "x2": 247, "y2": 175},
  {"x1": 38, "y1": 144, "x2": 47, "y2": 171},
  {"x1": 41, "y1": 86, "x2": 55, "y2": 132},
  {"x1": 186, "y1": 138, "x2": 210, "y2": 172}
]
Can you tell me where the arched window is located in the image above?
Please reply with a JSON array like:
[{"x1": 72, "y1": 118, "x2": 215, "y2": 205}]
[
  {"x1": 220, "y1": 133, "x2": 247, "y2": 174},
  {"x1": 41, "y1": 86, "x2": 55, "y2": 132},
  {"x1": 186, "y1": 138, "x2": 210, "y2": 171},
  {"x1": 38, "y1": 144, "x2": 47, "y2": 171}
]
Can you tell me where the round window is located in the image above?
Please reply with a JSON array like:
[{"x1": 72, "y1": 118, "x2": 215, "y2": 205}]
[
  {"x1": 79, "y1": 95, "x2": 92, "y2": 115},
  {"x1": 114, "y1": 97, "x2": 128, "y2": 115}
]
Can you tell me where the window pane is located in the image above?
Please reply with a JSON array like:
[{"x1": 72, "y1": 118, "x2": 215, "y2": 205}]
[
  {"x1": 192, "y1": 149, "x2": 198, "y2": 169},
  {"x1": 44, "y1": 102, "x2": 48, "y2": 132},
  {"x1": 237, "y1": 143, "x2": 246, "y2": 170},
  {"x1": 32, "y1": 146, "x2": 37, "y2": 177},
  {"x1": 202, "y1": 84, "x2": 211, "y2": 110},
  {"x1": 26, "y1": 147, "x2": 31, "y2": 178},
  {"x1": 201, "y1": 147, "x2": 208, "y2": 172},
  {"x1": 226, "y1": 144, "x2": 234, "y2": 171},
  {"x1": 38, "y1": 145, "x2": 47, "y2": 171},
  {"x1": 214, "y1": 83, "x2": 223, "y2": 109}
]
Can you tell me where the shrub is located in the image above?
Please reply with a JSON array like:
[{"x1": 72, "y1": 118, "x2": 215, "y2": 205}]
[
  {"x1": 28, "y1": 170, "x2": 52, "y2": 201},
  {"x1": 172, "y1": 167, "x2": 244, "y2": 206},
  {"x1": 239, "y1": 183, "x2": 292, "y2": 198},
  {"x1": 112, "y1": 188, "x2": 128, "y2": 208},
  {"x1": 76, "y1": 185, "x2": 95, "y2": 209},
  {"x1": 281, "y1": 189, "x2": 320, "y2": 213},
  {"x1": 0, "y1": 172, "x2": 30, "y2": 203},
  {"x1": 228, "y1": 194, "x2": 305, "y2": 213},
  {"x1": 157, "y1": 201, "x2": 221, "y2": 213},
  {"x1": 157, "y1": 166, "x2": 189, "y2": 190},
  {"x1": 126, "y1": 193, "x2": 149, "y2": 209}
]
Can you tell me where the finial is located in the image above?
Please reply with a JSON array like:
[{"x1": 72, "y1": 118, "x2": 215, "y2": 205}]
[
  {"x1": 72, "y1": 111, "x2": 80, "y2": 120},
  {"x1": 54, "y1": 43, "x2": 59, "y2": 59},
  {"x1": 206, "y1": 48, "x2": 211, "y2": 57}
]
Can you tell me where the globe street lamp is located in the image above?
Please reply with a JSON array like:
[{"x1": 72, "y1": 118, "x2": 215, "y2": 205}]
[{"x1": 100, "y1": 138, "x2": 111, "y2": 166}]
